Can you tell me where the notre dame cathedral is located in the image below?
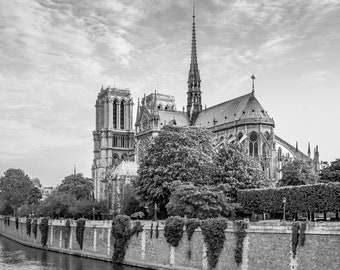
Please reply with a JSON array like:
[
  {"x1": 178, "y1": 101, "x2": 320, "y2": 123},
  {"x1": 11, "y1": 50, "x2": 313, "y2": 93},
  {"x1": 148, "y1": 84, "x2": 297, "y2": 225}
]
[{"x1": 92, "y1": 8, "x2": 320, "y2": 205}]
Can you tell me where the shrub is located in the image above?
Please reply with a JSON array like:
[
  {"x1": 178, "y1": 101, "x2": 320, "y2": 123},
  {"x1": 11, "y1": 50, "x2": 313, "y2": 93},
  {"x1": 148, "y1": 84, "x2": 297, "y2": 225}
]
[
  {"x1": 111, "y1": 215, "x2": 132, "y2": 263},
  {"x1": 76, "y1": 219, "x2": 86, "y2": 250},
  {"x1": 155, "y1": 222, "x2": 159, "y2": 239},
  {"x1": 131, "y1": 221, "x2": 144, "y2": 238},
  {"x1": 201, "y1": 218, "x2": 228, "y2": 269},
  {"x1": 186, "y1": 218, "x2": 201, "y2": 241},
  {"x1": 64, "y1": 219, "x2": 71, "y2": 248},
  {"x1": 164, "y1": 216, "x2": 185, "y2": 247},
  {"x1": 238, "y1": 183, "x2": 340, "y2": 214},
  {"x1": 150, "y1": 221, "x2": 153, "y2": 239},
  {"x1": 32, "y1": 219, "x2": 38, "y2": 239},
  {"x1": 291, "y1": 221, "x2": 300, "y2": 258},
  {"x1": 234, "y1": 220, "x2": 248, "y2": 264},
  {"x1": 39, "y1": 218, "x2": 49, "y2": 246},
  {"x1": 26, "y1": 218, "x2": 32, "y2": 237},
  {"x1": 299, "y1": 222, "x2": 307, "y2": 246}
]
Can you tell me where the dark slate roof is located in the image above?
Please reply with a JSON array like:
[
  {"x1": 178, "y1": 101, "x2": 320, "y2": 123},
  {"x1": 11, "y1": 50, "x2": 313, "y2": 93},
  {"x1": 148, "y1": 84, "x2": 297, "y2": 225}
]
[
  {"x1": 158, "y1": 110, "x2": 190, "y2": 127},
  {"x1": 194, "y1": 92, "x2": 273, "y2": 128}
]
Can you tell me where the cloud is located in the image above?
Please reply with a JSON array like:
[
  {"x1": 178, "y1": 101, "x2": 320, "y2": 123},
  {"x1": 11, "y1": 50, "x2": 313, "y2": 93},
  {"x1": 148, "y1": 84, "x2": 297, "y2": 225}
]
[{"x1": 299, "y1": 71, "x2": 330, "y2": 84}]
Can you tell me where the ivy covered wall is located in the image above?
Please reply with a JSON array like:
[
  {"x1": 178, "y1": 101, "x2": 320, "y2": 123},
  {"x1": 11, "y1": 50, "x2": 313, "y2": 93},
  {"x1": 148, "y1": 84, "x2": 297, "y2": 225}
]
[{"x1": 0, "y1": 216, "x2": 340, "y2": 270}]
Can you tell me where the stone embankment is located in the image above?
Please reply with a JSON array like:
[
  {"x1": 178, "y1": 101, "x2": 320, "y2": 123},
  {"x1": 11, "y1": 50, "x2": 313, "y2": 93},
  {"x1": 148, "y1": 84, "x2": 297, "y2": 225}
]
[{"x1": 1, "y1": 216, "x2": 340, "y2": 270}]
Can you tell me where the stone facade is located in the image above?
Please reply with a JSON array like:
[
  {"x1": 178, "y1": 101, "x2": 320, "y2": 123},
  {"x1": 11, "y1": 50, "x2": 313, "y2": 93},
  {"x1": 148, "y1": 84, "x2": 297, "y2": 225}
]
[
  {"x1": 92, "y1": 86, "x2": 135, "y2": 201},
  {"x1": 134, "y1": 9, "x2": 320, "y2": 184}
]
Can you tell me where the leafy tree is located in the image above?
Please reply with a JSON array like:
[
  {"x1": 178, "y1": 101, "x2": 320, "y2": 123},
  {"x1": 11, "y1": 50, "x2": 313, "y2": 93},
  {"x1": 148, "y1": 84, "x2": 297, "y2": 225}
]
[
  {"x1": 319, "y1": 159, "x2": 340, "y2": 183},
  {"x1": 213, "y1": 143, "x2": 268, "y2": 198},
  {"x1": 27, "y1": 187, "x2": 42, "y2": 205},
  {"x1": 277, "y1": 160, "x2": 316, "y2": 187},
  {"x1": 166, "y1": 181, "x2": 237, "y2": 219},
  {"x1": 120, "y1": 184, "x2": 144, "y2": 216},
  {"x1": 0, "y1": 169, "x2": 34, "y2": 212},
  {"x1": 135, "y1": 126, "x2": 216, "y2": 214},
  {"x1": 56, "y1": 173, "x2": 93, "y2": 200},
  {"x1": 38, "y1": 192, "x2": 76, "y2": 218}
]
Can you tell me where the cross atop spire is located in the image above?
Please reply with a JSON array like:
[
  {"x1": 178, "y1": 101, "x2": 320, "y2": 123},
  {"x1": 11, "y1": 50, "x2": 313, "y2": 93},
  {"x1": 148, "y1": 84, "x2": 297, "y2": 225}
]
[
  {"x1": 251, "y1": 74, "x2": 256, "y2": 94},
  {"x1": 189, "y1": 2, "x2": 199, "y2": 80}
]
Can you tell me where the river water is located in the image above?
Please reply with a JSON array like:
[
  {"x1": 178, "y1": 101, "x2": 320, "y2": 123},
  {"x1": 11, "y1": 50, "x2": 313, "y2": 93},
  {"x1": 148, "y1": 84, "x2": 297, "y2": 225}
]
[{"x1": 0, "y1": 235, "x2": 143, "y2": 270}]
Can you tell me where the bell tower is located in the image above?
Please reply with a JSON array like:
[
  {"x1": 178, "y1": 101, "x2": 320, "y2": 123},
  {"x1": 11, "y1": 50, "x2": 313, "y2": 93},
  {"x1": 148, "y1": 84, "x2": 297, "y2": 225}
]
[
  {"x1": 187, "y1": 4, "x2": 202, "y2": 125},
  {"x1": 92, "y1": 86, "x2": 134, "y2": 201}
]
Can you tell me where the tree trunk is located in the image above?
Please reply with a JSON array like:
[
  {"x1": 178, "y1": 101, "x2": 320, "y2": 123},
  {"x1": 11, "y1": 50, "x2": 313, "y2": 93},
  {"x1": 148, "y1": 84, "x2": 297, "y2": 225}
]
[
  {"x1": 336, "y1": 211, "x2": 339, "y2": 220},
  {"x1": 311, "y1": 212, "x2": 315, "y2": 222},
  {"x1": 324, "y1": 212, "x2": 327, "y2": 221},
  {"x1": 307, "y1": 212, "x2": 310, "y2": 221}
]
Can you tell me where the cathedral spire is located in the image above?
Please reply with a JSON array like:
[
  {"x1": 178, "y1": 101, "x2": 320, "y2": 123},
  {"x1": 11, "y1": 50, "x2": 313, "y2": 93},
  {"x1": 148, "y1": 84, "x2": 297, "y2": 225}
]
[{"x1": 187, "y1": 2, "x2": 202, "y2": 125}]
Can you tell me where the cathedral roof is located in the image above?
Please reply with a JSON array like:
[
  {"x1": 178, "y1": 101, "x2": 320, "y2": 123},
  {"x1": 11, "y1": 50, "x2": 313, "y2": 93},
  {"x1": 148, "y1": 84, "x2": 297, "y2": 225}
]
[
  {"x1": 113, "y1": 161, "x2": 138, "y2": 176},
  {"x1": 158, "y1": 110, "x2": 190, "y2": 127},
  {"x1": 194, "y1": 92, "x2": 274, "y2": 128}
]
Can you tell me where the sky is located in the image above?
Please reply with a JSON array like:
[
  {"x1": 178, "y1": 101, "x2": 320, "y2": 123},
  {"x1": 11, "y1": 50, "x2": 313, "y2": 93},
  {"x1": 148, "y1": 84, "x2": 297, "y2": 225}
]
[{"x1": 0, "y1": 0, "x2": 339, "y2": 187}]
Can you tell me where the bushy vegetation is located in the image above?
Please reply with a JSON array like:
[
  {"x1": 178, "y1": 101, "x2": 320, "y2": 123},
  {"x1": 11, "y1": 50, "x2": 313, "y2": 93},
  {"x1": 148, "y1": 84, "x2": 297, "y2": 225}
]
[
  {"x1": 32, "y1": 219, "x2": 38, "y2": 239},
  {"x1": 164, "y1": 216, "x2": 185, "y2": 247},
  {"x1": 201, "y1": 218, "x2": 228, "y2": 269},
  {"x1": 291, "y1": 222, "x2": 300, "y2": 258},
  {"x1": 111, "y1": 215, "x2": 132, "y2": 263},
  {"x1": 234, "y1": 220, "x2": 248, "y2": 264},
  {"x1": 136, "y1": 126, "x2": 265, "y2": 218},
  {"x1": 186, "y1": 218, "x2": 201, "y2": 241},
  {"x1": 64, "y1": 219, "x2": 71, "y2": 248},
  {"x1": 26, "y1": 218, "x2": 31, "y2": 237},
  {"x1": 39, "y1": 217, "x2": 49, "y2": 246},
  {"x1": 277, "y1": 160, "x2": 316, "y2": 187},
  {"x1": 238, "y1": 183, "x2": 340, "y2": 214},
  {"x1": 76, "y1": 218, "x2": 86, "y2": 250}
]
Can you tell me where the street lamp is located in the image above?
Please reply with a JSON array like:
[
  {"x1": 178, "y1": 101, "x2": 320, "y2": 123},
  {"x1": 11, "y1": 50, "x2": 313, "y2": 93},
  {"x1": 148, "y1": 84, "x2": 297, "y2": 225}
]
[
  {"x1": 282, "y1": 197, "x2": 287, "y2": 221},
  {"x1": 92, "y1": 207, "x2": 95, "y2": 220},
  {"x1": 154, "y1": 203, "x2": 158, "y2": 221}
]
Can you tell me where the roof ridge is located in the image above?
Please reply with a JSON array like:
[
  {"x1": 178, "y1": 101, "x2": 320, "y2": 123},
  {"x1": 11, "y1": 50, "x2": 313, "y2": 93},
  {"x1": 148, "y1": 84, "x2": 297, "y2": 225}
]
[{"x1": 200, "y1": 92, "x2": 253, "y2": 112}]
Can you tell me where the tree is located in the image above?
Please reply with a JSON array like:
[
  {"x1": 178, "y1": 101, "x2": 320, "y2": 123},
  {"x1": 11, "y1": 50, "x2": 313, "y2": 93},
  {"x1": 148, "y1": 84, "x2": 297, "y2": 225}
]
[
  {"x1": 277, "y1": 160, "x2": 316, "y2": 187},
  {"x1": 135, "y1": 126, "x2": 216, "y2": 214},
  {"x1": 120, "y1": 184, "x2": 144, "y2": 217},
  {"x1": 27, "y1": 187, "x2": 42, "y2": 205},
  {"x1": 319, "y1": 159, "x2": 340, "y2": 183},
  {"x1": 0, "y1": 169, "x2": 34, "y2": 212},
  {"x1": 56, "y1": 173, "x2": 93, "y2": 200},
  {"x1": 38, "y1": 192, "x2": 76, "y2": 218},
  {"x1": 213, "y1": 143, "x2": 269, "y2": 199},
  {"x1": 166, "y1": 181, "x2": 237, "y2": 219}
]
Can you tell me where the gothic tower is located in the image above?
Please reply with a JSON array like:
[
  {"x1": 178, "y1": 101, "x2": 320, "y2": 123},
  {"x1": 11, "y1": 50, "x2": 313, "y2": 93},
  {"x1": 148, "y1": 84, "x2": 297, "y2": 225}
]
[
  {"x1": 187, "y1": 5, "x2": 202, "y2": 125},
  {"x1": 92, "y1": 86, "x2": 134, "y2": 201}
]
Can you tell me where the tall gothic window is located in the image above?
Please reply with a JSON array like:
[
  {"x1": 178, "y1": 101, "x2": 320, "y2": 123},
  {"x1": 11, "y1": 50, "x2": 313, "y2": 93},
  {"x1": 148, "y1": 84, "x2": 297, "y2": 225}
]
[
  {"x1": 249, "y1": 132, "x2": 258, "y2": 157},
  {"x1": 113, "y1": 100, "x2": 117, "y2": 129},
  {"x1": 120, "y1": 100, "x2": 125, "y2": 129}
]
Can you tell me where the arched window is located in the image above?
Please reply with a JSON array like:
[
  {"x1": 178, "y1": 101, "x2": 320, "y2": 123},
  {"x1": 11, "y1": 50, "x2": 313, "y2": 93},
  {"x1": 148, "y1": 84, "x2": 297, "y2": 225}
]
[
  {"x1": 249, "y1": 132, "x2": 258, "y2": 157},
  {"x1": 120, "y1": 100, "x2": 125, "y2": 129},
  {"x1": 113, "y1": 135, "x2": 117, "y2": 147},
  {"x1": 113, "y1": 100, "x2": 117, "y2": 129}
]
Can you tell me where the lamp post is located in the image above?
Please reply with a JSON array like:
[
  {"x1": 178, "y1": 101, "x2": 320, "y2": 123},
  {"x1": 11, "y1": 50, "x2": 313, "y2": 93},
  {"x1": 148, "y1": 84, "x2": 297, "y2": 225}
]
[
  {"x1": 92, "y1": 207, "x2": 95, "y2": 220},
  {"x1": 154, "y1": 203, "x2": 158, "y2": 221},
  {"x1": 282, "y1": 197, "x2": 287, "y2": 221}
]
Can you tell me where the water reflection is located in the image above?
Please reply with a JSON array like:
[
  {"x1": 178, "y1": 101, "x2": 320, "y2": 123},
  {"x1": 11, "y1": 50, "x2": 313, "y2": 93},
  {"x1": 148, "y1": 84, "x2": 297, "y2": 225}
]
[{"x1": 0, "y1": 235, "x2": 142, "y2": 270}]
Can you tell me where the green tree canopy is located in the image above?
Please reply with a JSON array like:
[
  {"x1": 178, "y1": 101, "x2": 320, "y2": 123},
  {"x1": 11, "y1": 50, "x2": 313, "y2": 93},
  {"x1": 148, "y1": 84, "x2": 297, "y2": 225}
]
[
  {"x1": 27, "y1": 187, "x2": 42, "y2": 205},
  {"x1": 166, "y1": 181, "x2": 237, "y2": 219},
  {"x1": 56, "y1": 173, "x2": 93, "y2": 200},
  {"x1": 0, "y1": 169, "x2": 34, "y2": 213},
  {"x1": 135, "y1": 126, "x2": 216, "y2": 213},
  {"x1": 277, "y1": 160, "x2": 316, "y2": 187},
  {"x1": 213, "y1": 143, "x2": 269, "y2": 198},
  {"x1": 319, "y1": 159, "x2": 340, "y2": 183}
]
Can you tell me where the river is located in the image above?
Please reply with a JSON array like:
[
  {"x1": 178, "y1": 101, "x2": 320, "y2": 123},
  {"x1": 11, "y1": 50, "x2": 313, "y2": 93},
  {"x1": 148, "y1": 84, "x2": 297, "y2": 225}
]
[{"x1": 0, "y1": 235, "x2": 143, "y2": 270}]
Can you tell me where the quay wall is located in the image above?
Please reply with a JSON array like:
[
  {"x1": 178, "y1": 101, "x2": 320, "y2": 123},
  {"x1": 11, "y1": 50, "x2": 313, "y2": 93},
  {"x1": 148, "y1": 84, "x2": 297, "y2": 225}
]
[{"x1": 1, "y1": 216, "x2": 340, "y2": 270}]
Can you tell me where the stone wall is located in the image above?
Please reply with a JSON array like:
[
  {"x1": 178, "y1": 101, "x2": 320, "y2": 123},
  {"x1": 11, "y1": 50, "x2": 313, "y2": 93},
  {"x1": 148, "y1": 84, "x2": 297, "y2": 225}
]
[{"x1": 1, "y1": 217, "x2": 340, "y2": 270}]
